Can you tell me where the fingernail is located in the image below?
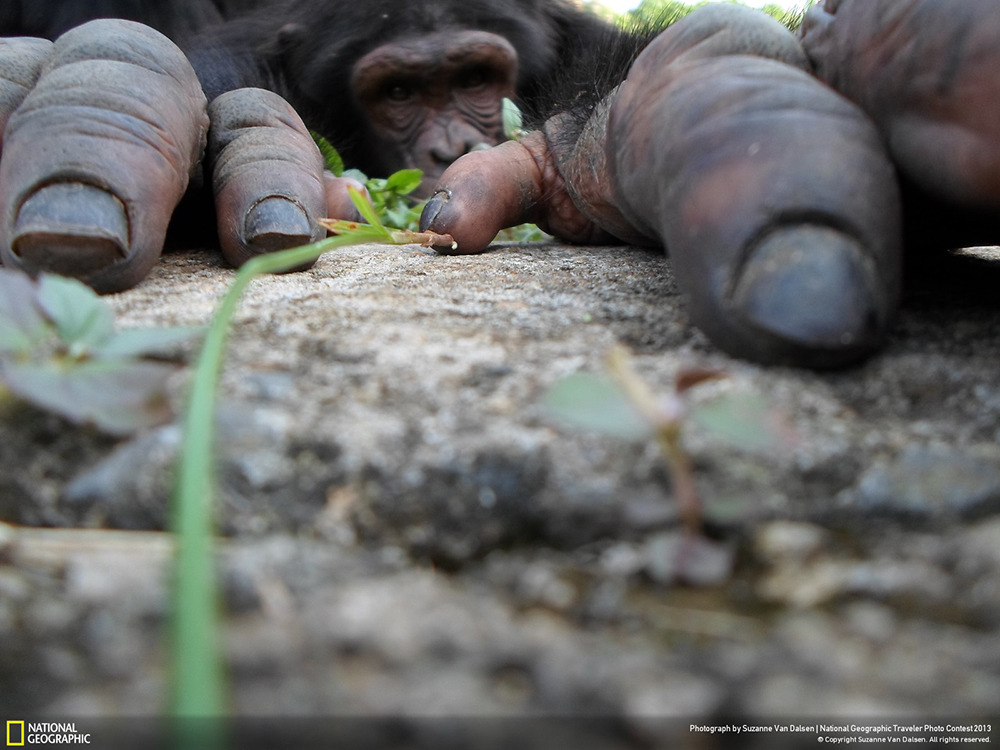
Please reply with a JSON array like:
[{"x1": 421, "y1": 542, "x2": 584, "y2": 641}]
[
  {"x1": 12, "y1": 182, "x2": 129, "y2": 277},
  {"x1": 730, "y1": 225, "x2": 887, "y2": 362},
  {"x1": 244, "y1": 196, "x2": 313, "y2": 252},
  {"x1": 418, "y1": 190, "x2": 451, "y2": 232}
]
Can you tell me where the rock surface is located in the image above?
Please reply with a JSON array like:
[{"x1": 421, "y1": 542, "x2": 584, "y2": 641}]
[{"x1": 2, "y1": 242, "x2": 1000, "y2": 740}]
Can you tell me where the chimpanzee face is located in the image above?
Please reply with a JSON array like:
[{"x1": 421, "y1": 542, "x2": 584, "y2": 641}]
[{"x1": 350, "y1": 30, "x2": 518, "y2": 192}]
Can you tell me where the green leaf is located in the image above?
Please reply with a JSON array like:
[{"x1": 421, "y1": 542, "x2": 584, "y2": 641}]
[
  {"x1": 347, "y1": 186, "x2": 392, "y2": 238},
  {"x1": 689, "y1": 391, "x2": 793, "y2": 454},
  {"x1": 36, "y1": 273, "x2": 114, "y2": 350},
  {"x1": 1, "y1": 358, "x2": 174, "y2": 434},
  {"x1": 310, "y1": 130, "x2": 344, "y2": 175},
  {"x1": 321, "y1": 219, "x2": 397, "y2": 243},
  {"x1": 0, "y1": 269, "x2": 51, "y2": 355},
  {"x1": 94, "y1": 326, "x2": 203, "y2": 360},
  {"x1": 545, "y1": 372, "x2": 652, "y2": 440},
  {"x1": 385, "y1": 205, "x2": 415, "y2": 230},
  {"x1": 385, "y1": 169, "x2": 423, "y2": 196},
  {"x1": 503, "y1": 97, "x2": 525, "y2": 140}
]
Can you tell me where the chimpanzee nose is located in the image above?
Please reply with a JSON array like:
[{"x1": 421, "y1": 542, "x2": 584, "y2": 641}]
[
  {"x1": 430, "y1": 135, "x2": 495, "y2": 164},
  {"x1": 431, "y1": 141, "x2": 471, "y2": 164}
]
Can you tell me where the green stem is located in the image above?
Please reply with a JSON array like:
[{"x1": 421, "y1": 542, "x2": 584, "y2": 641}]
[
  {"x1": 605, "y1": 346, "x2": 703, "y2": 536},
  {"x1": 169, "y1": 235, "x2": 357, "y2": 730},
  {"x1": 657, "y1": 427, "x2": 702, "y2": 536}
]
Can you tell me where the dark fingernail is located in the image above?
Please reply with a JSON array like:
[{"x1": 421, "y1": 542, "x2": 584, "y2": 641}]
[
  {"x1": 418, "y1": 189, "x2": 451, "y2": 232},
  {"x1": 245, "y1": 196, "x2": 313, "y2": 252},
  {"x1": 730, "y1": 225, "x2": 887, "y2": 361},
  {"x1": 11, "y1": 182, "x2": 129, "y2": 277}
]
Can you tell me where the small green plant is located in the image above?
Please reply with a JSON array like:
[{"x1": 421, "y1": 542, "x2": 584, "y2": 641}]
[
  {"x1": 313, "y1": 130, "x2": 425, "y2": 231},
  {"x1": 313, "y1": 129, "x2": 548, "y2": 243},
  {"x1": 0, "y1": 268, "x2": 199, "y2": 434},
  {"x1": 359, "y1": 169, "x2": 425, "y2": 230},
  {"x1": 496, "y1": 223, "x2": 553, "y2": 244},
  {"x1": 545, "y1": 346, "x2": 794, "y2": 535},
  {"x1": 319, "y1": 186, "x2": 457, "y2": 249},
  {"x1": 169, "y1": 187, "x2": 454, "y2": 742}
]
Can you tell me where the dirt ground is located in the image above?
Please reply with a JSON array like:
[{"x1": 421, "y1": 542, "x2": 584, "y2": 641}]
[{"x1": 2, "y1": 240, "x2": 1000, "y2": 746}]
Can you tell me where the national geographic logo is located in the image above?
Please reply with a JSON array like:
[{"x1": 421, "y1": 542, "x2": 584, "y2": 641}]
[
  {"x1": 5, "y1": 722, "x2": 90, "y2": 745},
  {"x1": 6, "y1": 722, "x2": 24, "y2": 746}
]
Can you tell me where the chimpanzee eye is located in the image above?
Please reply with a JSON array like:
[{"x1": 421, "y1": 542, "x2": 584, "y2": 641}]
[
  {"x1": 385, "y1": 82, "x2": 414, "y2": 102},
  {"x1": 458, "y1": 67, "x2": 489, "y2": 89}
]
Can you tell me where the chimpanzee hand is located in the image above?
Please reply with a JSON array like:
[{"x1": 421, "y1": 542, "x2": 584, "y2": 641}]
[
  {"x1": 800, "y1": 0, "x2": 1000, "y2": 212},
  {"x1": 422, "y1": 5, "x2": 903, "y2": 368},
  {"x1": 0, "y1": 19, "x2": 358, "y2": 293}
]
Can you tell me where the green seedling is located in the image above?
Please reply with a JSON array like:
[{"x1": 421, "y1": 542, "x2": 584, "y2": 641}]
[
  {"x1": 545, "y1": 346, "x2": 795, "y2": 535},
  {"x1": 0, "y1": 269, "x2": 200, "y2": 434},
  {"x1": 319, "y1": 186, "x2": 456, "y2": 249},
  {"x1": 364, "y1": 169, "x2": 425, "y2": 230},
  {"x1": 314, "y1": 128, "x2": 548, "y2": 243},
  {"x1": 313, "y1": 130, "x2": 426, "y2": 231}
]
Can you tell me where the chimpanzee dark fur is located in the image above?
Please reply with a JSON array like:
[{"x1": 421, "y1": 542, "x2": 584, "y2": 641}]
[
  {"x1": 184, "y1": 0, "x2": 623, "y2": 181},
  {"x1": 2, "y1": 0, "x2": 628, "y2": 184},
  {"x1": 0, "y1": 0, "x2": 265, "y2": 45}
]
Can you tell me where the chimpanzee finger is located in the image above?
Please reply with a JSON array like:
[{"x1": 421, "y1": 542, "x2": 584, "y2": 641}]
[
  {"x1": 420, "y1": 138, "x2": 545, "y2": 253},
  {"x1": 609, "y1": 50, "x2": 902, "y2": 367},
  {"x1": 208, "y1": 87, "x2": 326, "y2": 268},
  {"x1": 0, "y1": 20, "x2": 207, "y2": 293},
  {"x1": 0, "y1": 37, "x2": 53, "y2": 151},
  {"x1": 420, "y1": 133, "x2": 617, "y2": 253},
  {"x1": 801, "y1": 0, "x2": 1000, "y2": 210},
  {"x1": 323, "y1": 172, "x2": 367, "y2": 223}
]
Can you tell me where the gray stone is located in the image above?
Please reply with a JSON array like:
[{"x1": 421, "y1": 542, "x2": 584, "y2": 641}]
[
  {"x1": 3, "y1": 244, "x2": 1000, "y2": 723},
  {"x1": 845, "y1": 443, "x2": 1000, "y2": 520}
]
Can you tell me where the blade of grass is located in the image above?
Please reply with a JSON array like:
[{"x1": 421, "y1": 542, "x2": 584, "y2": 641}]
[
  {"x1": 347, "y1": 185, "x2": 391, "y2": 237},
  {"x1": 319, "y1": 219, "x2": 394, "y2": 242},
  {"x1": 169, "y1": 234, "x2": 367, "y2": 737},
  {"x1": 171, "y1": 174, "x2": 457, "y2": 743},
  {"x1": 317, "y1": 217, "x2": 455, "y2": 249}
]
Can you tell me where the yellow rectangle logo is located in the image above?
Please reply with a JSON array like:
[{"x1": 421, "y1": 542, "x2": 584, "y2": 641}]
[{"x1": 6, "y1": 721, "x2": 25, "y2": 746}]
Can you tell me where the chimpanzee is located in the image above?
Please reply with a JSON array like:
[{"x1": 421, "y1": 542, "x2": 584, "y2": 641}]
[
  {"x1": 420, "y1": 0, "x2": 1000, "y2": 367},
  {"x1": 2, "y1": 0, "x2": 999, "y2": 369},
  {"x1": 187, "y1": 0, "x2": 622, "y2": 190},
  {"x1": 0, "y1": 0, "x2": 623, "y2": 289}
]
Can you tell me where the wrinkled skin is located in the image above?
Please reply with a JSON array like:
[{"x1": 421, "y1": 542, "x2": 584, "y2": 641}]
[
  {"x1": 0, "y1": 23, "x2": 209, "y2": 292},
  {"x1": 0, "y1": 20, "x2": 361, "y2": 293},
  {"x1": 349, "y1": 30, "x2": 517, "y2": 191},
  {"x1": 801, "y1": 0, "x2": 1000, "y2": 210},
  {"x1": 3, "y1": 1, "x2": 997, "y2": 368},
  {"x1": 800, "y1": 0, "x2": 1000, "y2": 253},
  {"x1": 423, "y1": 4, "x2": 904, "y2": 367},
  {"x1": 422, "y1": 0, "x2": 1000, "y2": 367},
  {"x1": 0, "y1": 0, "x2": 617, "y2": 293}
]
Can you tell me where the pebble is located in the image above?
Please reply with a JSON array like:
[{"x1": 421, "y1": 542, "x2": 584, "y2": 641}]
[{"x1": 845, "y1": 444, "x2": 1000, "y2": 520}]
